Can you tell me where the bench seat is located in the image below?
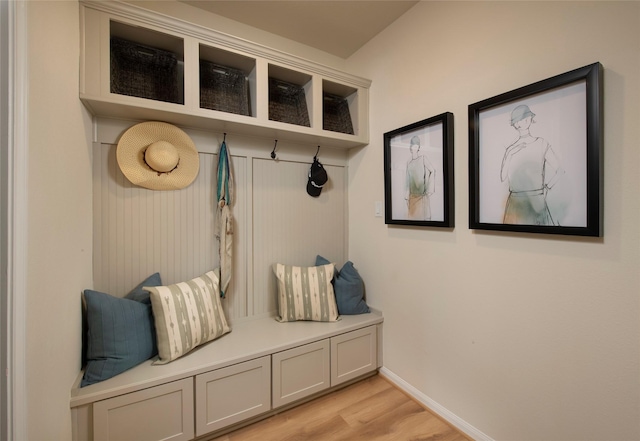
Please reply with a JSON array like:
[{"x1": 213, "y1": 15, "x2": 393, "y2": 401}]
[{"x1": 70, "y1": 310, "x2": 383, "y2": 441}]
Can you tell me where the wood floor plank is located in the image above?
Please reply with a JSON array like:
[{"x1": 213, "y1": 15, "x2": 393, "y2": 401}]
[
  {"x1": 339, "y1": 386, "x2": 415, "y2": 425},
  {"x1": 211, "y1": 375, "x2": 471, "y2": 441}
]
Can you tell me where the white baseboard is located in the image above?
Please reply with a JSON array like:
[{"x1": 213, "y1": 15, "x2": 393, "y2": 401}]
[{"x1": 378, "y1": 367, "x2": 494, "y2": 441}]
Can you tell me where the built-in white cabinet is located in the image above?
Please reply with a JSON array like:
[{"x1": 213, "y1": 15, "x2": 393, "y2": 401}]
[
  {"x1": 72, "y1": 314, "x2": 383, "y2": 441},
  {"x1": 93, "y1": 378, "x2": 194, "y2": 441},
  {"x1": 195, "y1": 356, "x2": 271, "y2": 437},
  {"x1": 331, "y1": 325, "x2": 378, "y2": 386},
  {"x1": 272, "y1": 339, "x2": 331, "y2": 408},
  {"x1": 79, "y1": 1, "x2": 370, "y2": 149},
  {"x1": 272, "y1": 325, "x2": 378, "y2": 407}
]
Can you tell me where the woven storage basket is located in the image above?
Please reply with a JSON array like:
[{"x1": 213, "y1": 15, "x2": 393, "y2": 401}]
[
  {"x1": 323, "y1": 93, "x2": 354, "y2": 135},
  {"x1": 110, "y1": 37, "x2": 181, "y2": 104},
  {"x1": 200, "y1": 60, "x2": 250, "y2": 116},
  {"x1": 268, "y1": 78, "x2": 310, "y2": 127}
]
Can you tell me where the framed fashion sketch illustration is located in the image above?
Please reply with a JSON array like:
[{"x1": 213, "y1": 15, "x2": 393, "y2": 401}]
[
  {"x1": 468, "y1": 62, "x2": 603, "y2": 237},
  {"x1": 384, "y1": 112, "x2": 454, "y2": 228}
]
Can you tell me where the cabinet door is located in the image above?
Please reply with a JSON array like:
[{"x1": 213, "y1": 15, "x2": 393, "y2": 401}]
[
  {"x1": 93, "y1": 378, "x2": 194, "y2": 441},
  {"x1": 195, "y1": 356, "x2": 271, "y2": 437},
  {"x1": 272, "y1": 339, "x2": 330, "y2": 408},
  {"x1": 331, "y1": 325, "x2": 377, "y2": 386}
]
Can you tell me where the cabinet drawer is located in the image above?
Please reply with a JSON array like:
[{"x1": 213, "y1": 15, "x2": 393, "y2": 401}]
[
  {"x1": 195, "y1": 356, "x2": 271, "y2": 437},
  {"x1": 93, "y1": 378, "x2": 193, "y2": 441},
  {"x1": 272, "y1": 339, "x2": 330, "y2": 408},
  {"x1": 331, "y1": 325, "x2": 377, "y2": 386}
]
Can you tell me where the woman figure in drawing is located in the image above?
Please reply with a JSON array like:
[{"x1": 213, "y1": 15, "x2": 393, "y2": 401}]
[
  {"x1": 500, "y1": 104, "x2": 563, "y2": 225},
  {"x1": 405, "y1": 135, "x2": 435, "y2": 220}
]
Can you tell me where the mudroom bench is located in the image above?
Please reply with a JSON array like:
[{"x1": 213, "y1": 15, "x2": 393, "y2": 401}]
[{"x1": 70, "y1": 310, "x2": 383, "y2": 441}]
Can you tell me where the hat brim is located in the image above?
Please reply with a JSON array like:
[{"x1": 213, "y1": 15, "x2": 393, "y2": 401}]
[
  {"x1": 307, "y1": 180, "x2": 323, "y2": 197},
  {"x1": 116, "y1": 121, "x2": 200, "y2": 190}
]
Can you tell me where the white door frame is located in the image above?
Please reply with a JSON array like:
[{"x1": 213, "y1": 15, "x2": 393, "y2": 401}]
[{"x1": 1, "y1": 1, "x2": 28, "y2": 440}]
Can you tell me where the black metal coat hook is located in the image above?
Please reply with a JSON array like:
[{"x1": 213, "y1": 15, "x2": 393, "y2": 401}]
[
  {"x1": 271, "y1": 140, "x2": 278, "y2": 159},
  {"x1": 223, "y1": 132, "x2": 227, "y2": 143},
  {"x1": 314, "y1": 145, "x2": 320, "y2": 160}
]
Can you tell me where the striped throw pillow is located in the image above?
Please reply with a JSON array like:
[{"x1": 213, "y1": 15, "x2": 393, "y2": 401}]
[
  {"x1": 273, "y1": 263, "x2": 339, "y2": 322},
  {"x1": 146, "y1": 271, "x2": 231, "y2": 364}
]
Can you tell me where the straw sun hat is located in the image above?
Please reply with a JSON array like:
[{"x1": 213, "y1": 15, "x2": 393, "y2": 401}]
[{"x1": 116, "y1": 121, "x2": 199, "y2": 190}]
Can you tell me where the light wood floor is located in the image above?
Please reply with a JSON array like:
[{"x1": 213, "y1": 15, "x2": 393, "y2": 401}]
[{"x1": 211, "y1": 374, "x2": 471, "y2": 441}]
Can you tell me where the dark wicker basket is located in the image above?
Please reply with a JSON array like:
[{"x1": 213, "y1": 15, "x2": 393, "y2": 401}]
[
  {"x1": 323, "y1": 93, "x2": 354, "y2": 135},
  {"x1": 200, "y1": 60, "x2": 250, "y2": 116},
  {"x1": 268, "y1": 78, "x2": 310, "y2": 127},
  {"x1": 110, "y1": 37, "x2": 182, "y2": 104}
]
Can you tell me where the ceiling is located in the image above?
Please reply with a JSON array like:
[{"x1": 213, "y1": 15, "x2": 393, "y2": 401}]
[{"x1": 179, "y1": 1, "x2": 418, "y2": 59}]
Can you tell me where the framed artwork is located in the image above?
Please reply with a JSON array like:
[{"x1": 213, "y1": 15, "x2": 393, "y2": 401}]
[
  {"x1": 468, "y1": 62, "x2": 603, "y2": 237},
  {"x1": 384, "y1": 112, "x2": 454, "y2": 228}
]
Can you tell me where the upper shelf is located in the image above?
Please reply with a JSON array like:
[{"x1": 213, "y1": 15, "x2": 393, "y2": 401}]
[{"x1": 79, "y1": 1, "x2": 371, "y2": 149}]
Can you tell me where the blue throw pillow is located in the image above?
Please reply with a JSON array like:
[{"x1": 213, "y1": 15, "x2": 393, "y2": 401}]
[
  {"x1": 316, "y1": 256, "x2": 370, "y2": 315},
  {"x1": 81, "y1": 273, "x2": 161, "y2": 387},
  {"x1": 124, "y1": 272, "x2": 161, "y2": 305}
]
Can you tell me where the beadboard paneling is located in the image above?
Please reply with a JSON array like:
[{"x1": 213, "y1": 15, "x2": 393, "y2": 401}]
[
  {"x1": 92, "y1": 144, "x2": 248, "y2": 320},
  {"x1": 93, "y1": 142, "x2": 346, "y2": 321},
  {"x1": 252, "y1": 158, "x2": 347, "y2": 316}
]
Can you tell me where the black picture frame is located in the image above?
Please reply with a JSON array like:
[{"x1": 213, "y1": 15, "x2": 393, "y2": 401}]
[
  {"x1": 468, "y1": 62, "x2": 603, "y2": 237},
  {"x1": 384, "y1": 112, "x2": 454, "y2": 228}
]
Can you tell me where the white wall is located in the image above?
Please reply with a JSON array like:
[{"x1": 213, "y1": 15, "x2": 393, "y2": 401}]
[
  {"x1": 26, "y1": 1, "x2": 93, "y2": 439},
  {"x1": 346, "y1": 2, "x2": 640, "y2": 440}
]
